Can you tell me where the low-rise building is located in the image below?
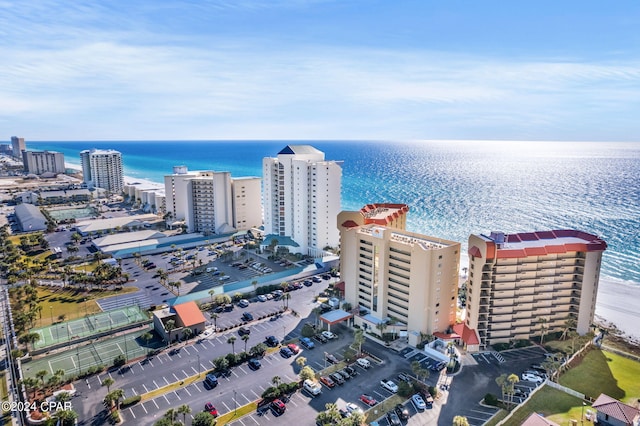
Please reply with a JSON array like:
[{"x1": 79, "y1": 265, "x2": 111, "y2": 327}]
[
  {"x1": 592, "y1": 394, "x2": 640, "y2": 426},
  {"x1": 14, "y1": 203, "x2": 48, "y2": 232},
  {"x1": 152, "y1": 301, "x2": 206, "y2": 343}
]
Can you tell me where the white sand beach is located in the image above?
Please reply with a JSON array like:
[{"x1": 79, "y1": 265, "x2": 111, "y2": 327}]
[{"x1": 594, "y1": 277, "x2": 640, "y2": 343}]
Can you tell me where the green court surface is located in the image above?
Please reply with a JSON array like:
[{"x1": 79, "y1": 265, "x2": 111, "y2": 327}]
[
  {"x1": 31, "y1": 306, "x2": 149, "y2": 350},
  {"x1": 23, "y1": 328, "x2": 163, "y2": 380}
]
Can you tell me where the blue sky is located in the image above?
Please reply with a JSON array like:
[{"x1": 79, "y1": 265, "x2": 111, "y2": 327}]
[{"x1": 2, "y1": 0, "x2": 639, "y2": 141}]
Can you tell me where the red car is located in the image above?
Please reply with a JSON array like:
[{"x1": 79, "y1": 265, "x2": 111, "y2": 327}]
[
  {"x1": 204, "y1": 402, "x2": 218, "y2": 417},
  {"x1": 270, "y1": 398, "x2": 286, "y2": 415},
  {"x1": 360, "y1": 394, "x2": 378, "y2": 406},
  {"x1": 320, "y1": 376, "x2": 335, "y2": 388},
  {"x1": 287, "y1": 343, "x2": 300, "y2": 354}
]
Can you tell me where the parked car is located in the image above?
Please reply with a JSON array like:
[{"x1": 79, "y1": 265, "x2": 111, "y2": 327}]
[
  {"x1": 412, "y1": 393, "x2": 427, "y2": 410},
  {"x1": 242, "y1": 312, "x2": 254, "y2": 321},
  {"x1": 312, "y1": 276, "x2": 322, "y2": 283},
  {"x1": 397, "y1": 372, "x2": 412, "y2": 382},
  {"x1": 257, "y1": 295, "x2": 267, "y2": 302},
  {"x1": 238, "y1": 299, "x2": 250, "y2": 308},
  {"x1": 303, "y1": 379, "x2": 322, "y2": 396},
  {"x1": 238, "y1": 327, "x2": 251, "y2": 336},
  {"x1": 387, "y1": 410, "x2": 402, "y2": 426},
  {"x1": 521, "y1": 373, "x2": 544, "y2": 384},
  {"x1": 299, "y1": 337, "x2": 315, "y2": 349},
  {"x1": 265, "y1": 335, "x2": 279, "y2": 347},
  {"x1": 345, "y1": 402, "x2": 363, "y2": 417},
  {"x1": 247, "y1": 359, "x2": 261, "y2": 370},
  {"x1": 360, "y1": 394, "x2": 377, "y2": 406},
  {"x1": 344, "y1": 365, "x2": 357, "y2": 377},
  {"x1": 330, "y1": 373, "x2": 345, "y2": 385},
  {"x1": 287, "y1": 343, "x2": 300, "y2": 354},
  {"x1": 321, "y1": 330, "x2": 337, "y2": 340},
  {"x1": 319, "y1": 376, "x2": 335, "y2": 388},
  {"x1": 280, "y1": 347, "x2": 294, "y2": 358},
  {"x1": 380, "y1": 379, "x2": 399, "y2": 393},
  {"x1": 270, "y1": 399, "x2": 286, "y2": 415},
  {"x1": 394, "y1": 404, "x2": 409, "y2": 420},
  {"x1": 303, "y1": 280, "x2": 313, "y2": 286},
  {"x1": 204, "y1": 373, "x2": 218, "y2": 388},
  {"x1": 356, "y1": 358, "x2": 371, "y2": 369},
  {"x1": 325, "y1": 353, "x2": 338, "y2": 364},
  {"x1": 314, "y1": 334, "x2": 328, "y2": 343},
  {"x1": 204, "y1": 402, "x2": 219, "y2": 417},
  {"x1": 337, "y1": 369, "x2": 351, "y2": 380}
]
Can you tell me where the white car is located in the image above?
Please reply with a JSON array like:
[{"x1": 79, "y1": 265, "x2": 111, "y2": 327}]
[
  {"x1": 521, "y1": 373, "x2": 544, "y2": 384},
  {"x1": 345, "y1": 403, "x2": 364, "y2": 417},
  {"x1": 356, "y1": 358, "x2": 371, "y2": 369},
  {"x1": 412, "y1": 393, "x2": 427, "y2": 410},
  {"x1": 380, "y1": 379, "x2": 399, "y2": 393},
  {"x1": 257, "y1": 295, "x2": 267, "y2": 302},
  {"x1": 321, "y1": 330, "x2": 336, "y2": 340}
]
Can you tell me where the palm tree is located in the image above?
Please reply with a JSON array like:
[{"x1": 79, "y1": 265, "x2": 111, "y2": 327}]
[
  {"x1": 282, "y1": 292, "x2": 291, "y2": 309},
  {"x1": 241, "y1": 334, "x2": 250, "y2": 353},
  {"x1": 496, "y1": 374, "x2": 508, "y2": 403},
  {"x1": 164, "y1": 408, "x2": 179, "y2": 424},
  {"x1": 353, "y1": 329, "x2": 365, "y2": 355},
  {"x1": 102, "y1": 377, "x2": 115, "y2": 393},
  {"x1": 141, "y1": 332, "x2": 153, "y2": 355},
  {"x1": 375, "y1": 322, "x2": 388, "y2": 340},
  {"x1": 227, "y1": 336, "x2": 237, "y2": 354},
  {"x1": 165, "y1": 319, "x2": 175, "y2": 345},
  {"x1": 561, "y1": 316, "x2": 577, "y2": 340},
  {"x1": 208, "y1": 289, "x2": 215, "y2": 303},
  {"x1": 271, "y1": 376, "x2": 282, "y2": 387},
  {"x1": 54, "y1": 409, "x2": 78, "y2": 426},
  {"x1": 507, "y1": 373, "x2": 520, "y2": 409},
  {"x1": 182, "y1": 327, "x2": 194, "y2": 342},
  {"x1": 36, "y1": 370, "x2": 48, "y2": 387},
  {"x1": 538, "y1": 317, "x2": 549, "y2": 345},
  {"x1": 110, "y1": 388, "x2": 125, "y2": 410},
  {"x1": 210, "y1": 313, "x2": 218, "y2": 330},
  {"x1": 177, "y1": 404, "x2": 192, "y2": 425}
]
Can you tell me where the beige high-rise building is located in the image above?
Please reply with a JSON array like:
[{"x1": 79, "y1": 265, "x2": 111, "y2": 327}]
[
  {"x1": 339, "y1": 204, "x2": 461, "y2": 347},
  {"x1": 164, "y1": 166, "x2": 261, "y2": 234},
  {"x1": 465, "y1": 230, "x2": 607, "y2": 350},
  {"x1": 22, "y1": 150, "x2": 65, "y2": 175}
]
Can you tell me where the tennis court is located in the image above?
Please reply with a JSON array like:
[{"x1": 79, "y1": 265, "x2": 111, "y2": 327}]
[
  {"x1": 31, "y1": 306, "x2": 150, "y2": 350},
  {"x1": 23, "y1": 328, "x2": 160, "y2": 380}
]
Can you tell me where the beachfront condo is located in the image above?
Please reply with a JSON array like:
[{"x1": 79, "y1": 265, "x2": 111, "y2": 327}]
[
  {"x1": 465, "y1": 230, "x2": 607, "y2": 350},
  {"x1": 22, "y1": 150, "x2": 65, "y2": 175},
  {"x1": 80, "y1": 148, "x2": 124, "y2": 193},
  {"x1": 164, "y1": 166, "x2": 261, "y2": 234},
  {"x1": 263, "y1": 145, "x2": 342, "y2": 256},
  {"x1": 338, "y1": 204, "x2": 461, "y2": 347}
]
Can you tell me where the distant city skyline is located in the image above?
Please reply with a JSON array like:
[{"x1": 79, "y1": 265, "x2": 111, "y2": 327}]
[{"x1": 2, "y1": 1, "x2": 640, "y2": 141}]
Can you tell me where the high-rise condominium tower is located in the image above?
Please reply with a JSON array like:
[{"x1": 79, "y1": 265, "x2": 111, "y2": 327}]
[
  {"x1": 263, "y1": 145, "x2": 342, "y2": 255},
  {"x1": 80, "y1": 149, "x2": 124, "y2": 193},
  {"x1": 465, "y1": 230, "x2": 607, "y2": 350}
]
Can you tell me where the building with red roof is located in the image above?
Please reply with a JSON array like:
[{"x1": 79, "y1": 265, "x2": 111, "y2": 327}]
[
  {"x1": 592, "y1": 394, "x2": 640, "y2": 426},
  {"x1": 338, "y1": 204, "x2": 461, "y2": 347},
  {"x1": 466, "y1": 230, "x2": 607, "y2": 350},
  {"x1": 152, "y1": 301, "x2": 207, "y2": 344}
]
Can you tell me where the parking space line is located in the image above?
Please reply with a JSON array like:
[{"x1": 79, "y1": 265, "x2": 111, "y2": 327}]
[
  {"x1": 191, "y1": 345, "x2": 200, "y2": 352},
  {"x1": 262, "y1": 357, "x2": 273, "y2": 365},
  {"x1": 152, "y1": 399, "x2": 159, "y2": 409},
  {"x1": 164, "y1": 377, "x2": 170, "y2": 385},
  {"x1": 191, "y1": 384, "x2": 202, "y2": 393},
  {"x1": 183, "y1": 347, "x2": 191, "y2": 355},
  {"x1": 232, "y1": 370, "x2": 239, "y2": 378},
  {"x1": 128, "y1": 407, "x2": 136, "y2": 419},
  {"x1": 173, "y1": 391, "x2": 181, "y2": 400},
  {"x1": 157, "y1": 356, "x2": 164, "y2": 364},
  {"x1": 163, "y1": 395, "x2": 170, "y2": 404},
  {"x1": 373, "y1": 390, "x2": 386, "y2": 399},
  {"x1": 153, "y1": 380, "x2": 159, "y2": 389},
  {"x1": 237, "y1": 366, "x2": 247, "y2": 375},
  {"x1": 249, "y1": 415, "x2": 259, "y2": 424},
  {"x1": 222, "y1": 401, "x2": 231, "y2": 412},
  {"x1": 173, "y1": 373, "x2": 180, "y2": 381},
  {"x1": 241, "y1": 393, "x2": 252, "y2": 403},
  {"x1": 141, "y1": 403, "x2": 148, "y2": 414},
  {"x1": 250, "y1": 389, "x2": 260, "y2": 399},
  {"x1": 184, "y1": 387, "x2": 192, "y2": 396},
  {"x1": 191, "y1": 366, "x2": 198, "y2": 374},
  {"x1": 138, "y1": 363, "x2": 144, "y2": 371},
  {"x1": 143, "y1": 384, "x2": 149, "y2": 393},
  {"x1": 182, "y1": 369, "x2": 189, "y2": 378},
  {"x1": 130, "y1": 388, "x2": 137, "y2": 396}
]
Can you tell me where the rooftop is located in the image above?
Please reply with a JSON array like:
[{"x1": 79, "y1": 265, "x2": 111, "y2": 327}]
[
  {"x1": 277, "y1": 145, "x2": 323, "y2": 156},
  {"x1": 172, "y1": 301, "x2": 207, "y2": 327},
  {"x1": 592, "y1": 394, "x2": 640, "y2": 424}
]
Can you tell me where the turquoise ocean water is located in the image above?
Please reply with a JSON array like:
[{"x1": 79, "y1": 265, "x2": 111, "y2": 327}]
[{"x1": 29, "y1": 140, "x2": 640, "y2": 286}]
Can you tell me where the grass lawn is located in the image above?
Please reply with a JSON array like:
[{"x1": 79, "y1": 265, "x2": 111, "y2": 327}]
[
  {"x1": 215, "y1": 401, "x2": 258, "y2": 425},
  {"x1": 559, "y1": 348, "x2": 640, "y2": 404},
  {"x1": 502, "y1": 386, "x2": 584, "y2": 426},
  {"x1": 35, "y1": 286, "x2": 138, "y2": 326},
  {"x1": 484, "y1": 409, "x2": 507, "y2": 426}
]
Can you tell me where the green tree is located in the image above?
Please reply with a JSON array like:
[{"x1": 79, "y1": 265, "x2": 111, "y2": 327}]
[
  {"x1": 177, "y1": 404, "x2": 192, "y2": 425},
  {"x1": 210, "y1": 313, "x2": 218, "y2": 330},
  {"x1": 182, "y1": 327, "x2": 194, "y2": 342},
  {"x1": 141, "y1": 332, "x2": 153, "y2": 355},
  {"x1": 271, "y1": 376, "x2": 282, "y2": 387},
  {"x1": 165, "y1": 319, "x2": 176, "y2": 345},
  {"x1": 242, "y1": 334, "x2": 250, "y2": 353},
  {"x1": 227, "y1": 336, "x2": 237, "y2": 354},
  {"x1": 316, "y1": 403, "x2": 342, "y2": 426},
  {"x1": 299, "y1": 365, "x2": 315, "y2": 381},
  {"x1": 495, "y1": 374, "x2": 508, "y2": 404},
  {"x1": 453, "y1": 416, "x2": 470, "y2": 426},
  {"x1": 102, "y1": 377, "x2": 115, "y2": 393},
  {"x1": 352, "y1": 329, "x2": 365, "y2": 355},
  {"x1": 54, "y1": 409, "x2": 78, "y2": 426},
  {"x1": 411, "y1": 360, "x2": 430, "y2": 382},
  {"x1": 539, "y1": 317, "x2": 549, "y2": 345},
  {"x1": 192, "y1": 412, "x2": 216, "y2": 426}
]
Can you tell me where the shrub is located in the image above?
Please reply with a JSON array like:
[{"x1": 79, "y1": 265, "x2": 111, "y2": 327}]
[
  {"x1": 428, "y1": 386, "x2": 437, "y2": 397},
  {"x1": 109, "y1": 410, "x2": 120, "y2": 424},
  {"x1": 398, "y1": 381, "x2": 413, "y2": 397},
  {"x1": 301, "y1": 324, "x2": 315, "y2": 337},
  {"x1": 121, "y1": 395, "x2": 141, "y2": 408},
  {"x1": 492, "y1": 343, "x2": 510, "y2": 352},
  {"x1": 484, "y1": 393, "x2": 499, "y2": 406},
  {"x1": 113, "y1": 354, "x2": 126, "y2": 367},
  {"x1": 514, "y1": 339, "x2": 532, "y2": 348}
]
